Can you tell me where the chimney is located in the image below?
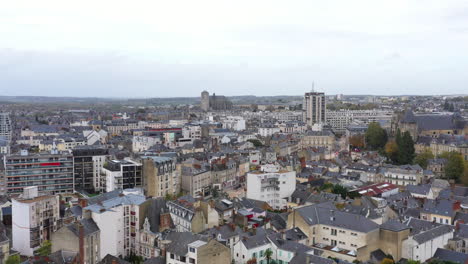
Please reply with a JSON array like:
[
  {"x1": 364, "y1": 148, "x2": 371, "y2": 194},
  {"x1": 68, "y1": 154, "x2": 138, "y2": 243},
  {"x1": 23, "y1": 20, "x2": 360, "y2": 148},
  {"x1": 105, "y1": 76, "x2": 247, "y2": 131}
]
[
  {"x1": 252, "y1": 225, "x2": 257, "y2": 235},
  {"x1": 330, "y1": 210, "x2": 335, "y2": 221},
  {"x1": 160, "y1": 212, "x2": 171, "y2": 232},
  {"x1": 78, "y1": 222, "x2": 85, "y2": 264},
  {"x1": 281, "y1": 231, "x2": 286, "y2": 240}
]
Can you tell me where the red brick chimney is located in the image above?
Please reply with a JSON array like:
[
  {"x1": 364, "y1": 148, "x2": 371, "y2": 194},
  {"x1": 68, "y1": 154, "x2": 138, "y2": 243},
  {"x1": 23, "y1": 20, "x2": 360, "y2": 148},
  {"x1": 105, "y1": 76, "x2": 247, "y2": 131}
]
[
  {"x1": 300, "y1": 157, "x2": 306, "y2": 168},
  {"x1": 78, "y1": 222, "x2": 85, "y2": 264},
  {"x1": 160, "y1": 212, "x2": 171, "y2": 232}
]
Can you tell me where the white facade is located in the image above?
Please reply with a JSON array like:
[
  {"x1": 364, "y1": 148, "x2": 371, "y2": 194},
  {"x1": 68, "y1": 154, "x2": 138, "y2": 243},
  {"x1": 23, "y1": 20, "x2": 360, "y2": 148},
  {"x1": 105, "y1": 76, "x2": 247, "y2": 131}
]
[
  {"x1": 233, "y1": 238, "x2": 270, "y2": 264},
  {"x1": 12, "y1": 190, "x2": 60, "y2": 256},
  {"x1": 402, "y1": 228, "x2": 454, "y2": 262},
  {"x1": 85, "y1": 192, "x2": 145, "y2": 258},
  {"x1": 326, "y1": 109, "x2": 394, "y2": 133},
  {"x1": 258, "y1": 126, "x2": 280, "y2": 137},
  {"x1": 221, "y1": 116, "x2": 246, "y2": 131},
  {"x1": 246, "y1": 169, "x2": 296, "y2": 209},
  {"x1": 182, "y1": 125, "x2": 202, "y2": 140},
  {"x1": 132, "y1": 136, "x2": 161, "y2": 153}
]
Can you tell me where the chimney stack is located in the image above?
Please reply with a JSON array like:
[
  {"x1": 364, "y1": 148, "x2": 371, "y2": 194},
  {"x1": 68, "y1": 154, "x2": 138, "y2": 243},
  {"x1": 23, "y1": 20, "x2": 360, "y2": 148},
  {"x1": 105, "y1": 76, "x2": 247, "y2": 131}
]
[{"x1": 78, "y1": 222, "x2": 85, "y2": 264}]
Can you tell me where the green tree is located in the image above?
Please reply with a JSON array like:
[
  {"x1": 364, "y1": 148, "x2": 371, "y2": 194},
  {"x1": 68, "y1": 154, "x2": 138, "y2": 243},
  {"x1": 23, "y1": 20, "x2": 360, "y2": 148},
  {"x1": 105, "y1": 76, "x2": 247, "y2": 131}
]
[
  {"x1": 247, "y1": 139, "x2": 263, "y2": 147},
  {"x1": 414, "y1": 149, "x2": 434, "y2": 169},
  {"x1": 332, "y1": 184, "x2": 348, "y2": 199},
  {"x1": 406, "y1": 260, "x2": 421, "y2": 264},
  {"x1": 397, "y1": 131, "x2": 415, "y2": 164},
  {"x1": 365, "y1": 122, "x2": 387, "y2": 150},
  {"x1": 35, "y1": 240, "x2": 52, "y2": 256},
  {"x1": 5, "y1": 255, "x2": 20, "y2": 264},
  {"x1": 264, "y1": 248, "x2": 273, "y2": 264},
  {"x1": 440, "y1": 152, "x2": 466, "y2": 182}
]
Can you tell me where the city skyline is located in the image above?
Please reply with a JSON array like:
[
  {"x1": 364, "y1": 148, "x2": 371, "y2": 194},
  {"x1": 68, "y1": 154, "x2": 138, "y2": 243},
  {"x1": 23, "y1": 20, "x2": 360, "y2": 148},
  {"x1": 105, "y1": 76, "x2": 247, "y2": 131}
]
[{"x1": 1, "y1": 0, "x2": 468, "y2": 97}]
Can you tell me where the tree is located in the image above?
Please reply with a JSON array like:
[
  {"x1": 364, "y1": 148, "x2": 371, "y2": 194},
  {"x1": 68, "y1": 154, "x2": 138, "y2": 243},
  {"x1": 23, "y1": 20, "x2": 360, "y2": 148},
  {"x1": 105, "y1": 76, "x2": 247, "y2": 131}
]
[
  {"x1": 406, "y1": 260, "x2": 421, "y2": 264},
  {"x1": 397, "y1": 131, "x2": 415, "y2": 165},
  {"x1": 35, "y1": 240, "x2": 52, "y2": 256},
  {"x1": 332, "y1": 184, "x2": 348, "y2": 199},
  {"x1": 349, "y1": 134, "x2": 365, "y2": 148},
  {"x1": 414, "y1": 149, "x2": 434, "y2": 169},
  {"x1": 5, "y1": 255, "x2": 20, "y2": 264},
  {"x1": 385, "y1": 140, "x2": 399, "y2": 164},
  {"x1": 365, "y1": 122, "x2": 387, "y2": 150},
  {"x1": 247, "y1": 139, "x2": 263, "y2": 147},
  {"x1": 441, "y1": 152, "x2": 466, "y2": 182},
  {"x1": 381, "y1": 258, "x2": 394, "y2": 264},
  {"x1": 264, "y1": 248, "x2": 273, "y2": 264}
]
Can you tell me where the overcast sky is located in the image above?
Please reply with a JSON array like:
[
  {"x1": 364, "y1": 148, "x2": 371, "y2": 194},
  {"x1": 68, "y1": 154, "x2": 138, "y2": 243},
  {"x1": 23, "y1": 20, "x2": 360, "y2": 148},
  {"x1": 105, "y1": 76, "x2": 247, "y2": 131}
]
[{"x1": 1, "y1": 0, "x2": 467, "y2": 98}]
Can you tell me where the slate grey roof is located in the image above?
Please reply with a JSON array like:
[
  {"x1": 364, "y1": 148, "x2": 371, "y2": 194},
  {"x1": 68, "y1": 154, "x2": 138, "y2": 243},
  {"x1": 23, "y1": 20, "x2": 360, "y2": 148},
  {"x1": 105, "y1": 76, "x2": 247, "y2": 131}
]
[
  {"x1": 456, "y1": 224, "x2": 468, "y2": 239},
  {"x1": 241, "y1": 233, "x2": 270, "y2": 249},
  {"x1": 67, "y1": 218, "x2": 100, "y2": 237},
  {"x1": 99, "y1": 254, "x2": 131, "y2": 264},
  {"x1": 289, "y1": 253, "x2": 335, "y2": 264},
  {"x1": 406, "y1": 184, "x2": 431, "y2": 195},
  {"x1": 140, "y1": 197, "x2": 170, "y2": 233},
  {"x1": 268, "y1": 233, "x2": 312, "y2": 254},
  {"x1": 204, "y1": 224, "x2": 243, "y2": 241},
  {"x1": 433, "y1": 248, "x2": 468, "y2": 263},
  {"x1": 412, "y1": 224, "x2": 454, "y2": 244},
  {"x1": 143, "y1": 257, "x2": 165, "y2": 264},
  {"x1": 165, "y1": 232, "x2": 208, "y2": 256},
  {"x1": 295, "y1": 204, "x2": 380, "y2": 233},
  {"x1": 380, "y1": 219, "x2": 410, "y2": 232},
  {"x1": 422, "y1": 199, "x2": 455, "y2": 217},
  {"x1": 85, "y1": 193, "x2": 146, "y2": 213}
]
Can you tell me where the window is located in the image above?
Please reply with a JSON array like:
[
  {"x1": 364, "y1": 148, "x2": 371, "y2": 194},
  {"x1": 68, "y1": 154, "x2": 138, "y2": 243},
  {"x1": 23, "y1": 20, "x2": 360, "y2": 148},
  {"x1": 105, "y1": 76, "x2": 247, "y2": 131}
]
[
  {"x1": 331, "y1": 229, "x2": 337, "y2": 236},
  {"x1": 189, "y1": 247, "x2": 195, "y2": 253},
  {"x1": 170, "y1": 254, "x2": 174, "y2": 259},
  {"x1": 189, "y1": 258, "x2": 195, "y2": 264},
  {"x1": 253, "y1": 253, "x2": 257, "y2": 258},
  {"x1": 331, "y1": 240, "x2": 337, "y2": 246}
]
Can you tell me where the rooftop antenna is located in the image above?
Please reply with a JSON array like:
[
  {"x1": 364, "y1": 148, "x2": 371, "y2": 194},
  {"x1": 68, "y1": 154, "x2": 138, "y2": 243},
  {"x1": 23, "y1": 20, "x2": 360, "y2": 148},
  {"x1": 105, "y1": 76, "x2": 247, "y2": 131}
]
[{"x1": 311, "y1": 81, "x2": 315, "y2": 93}]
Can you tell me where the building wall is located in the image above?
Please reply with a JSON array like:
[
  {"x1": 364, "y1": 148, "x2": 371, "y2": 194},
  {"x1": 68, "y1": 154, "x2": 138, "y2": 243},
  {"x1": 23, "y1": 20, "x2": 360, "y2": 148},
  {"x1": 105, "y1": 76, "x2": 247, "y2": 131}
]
[
  {"x1": 12, "y1": 200, "x2": 32, "y2": 256},
  {"x1": 379, "y1": 229, "x2": 410, "y2": 261},
  {"x1": 91, "y1": 208, "x2": 124, "y2": 257},
  {"x1": 246, "y1": 171, "x2": 296, "y2": 209},
  {"x1": 197, "y1": 239, "x2": 231, "y2": 264}
]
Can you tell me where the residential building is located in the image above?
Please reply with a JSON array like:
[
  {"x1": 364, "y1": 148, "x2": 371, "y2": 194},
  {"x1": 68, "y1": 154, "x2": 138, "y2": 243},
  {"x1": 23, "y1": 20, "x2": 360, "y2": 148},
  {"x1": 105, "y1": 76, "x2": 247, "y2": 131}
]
[
  {"x1": 402, "y1": 218, "x2": 454, "y2": 262},
  {"x1": 83, "y1": 189, "x2": 146, "y2": 258},
  {"x1": 382, "y1": 164, "x2": 426, "y2": 186},
  {"x1": 51, "y1": 218, "x2": 101, "y2": 264},
  {"x1": 102, "y1": 159, "x2": 142, "y2": 192},
  {"x1": 142, "y1": 156, "x2": 179, "y2": 197},
  {"x1": 326, "y1": 109, "x2": 393, "y2": 133},
  {"x1": 303, "y1": 92, "x2": 326, "y2": 127},
  {"x1": 287, "y1": 203, "x2": 381, "y2": 262},
  {"x1": 299, "y1": 130, "x2": 335, "y2": 150},
  {"x1": 0, "y1": 112, "x2": 12, "y2": 141},
  {"x1": 72, "y1": 145, "x2": 109, "y2": 193},
  {"x1": 12, "y1": 186, "x2": 60, "y2": 256},
  {"x1": 2, "y1": 150, "x2": 74, "y2": 195},
  {"x1": 165, "y1": 232, "x2": 231, "y2": 264},
  {"x1": 246, "y1": 166, "x2": 296, "y2": 209},
  {"x1": 167, "y1": 195, "x2": 219, "y2": 233}
]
